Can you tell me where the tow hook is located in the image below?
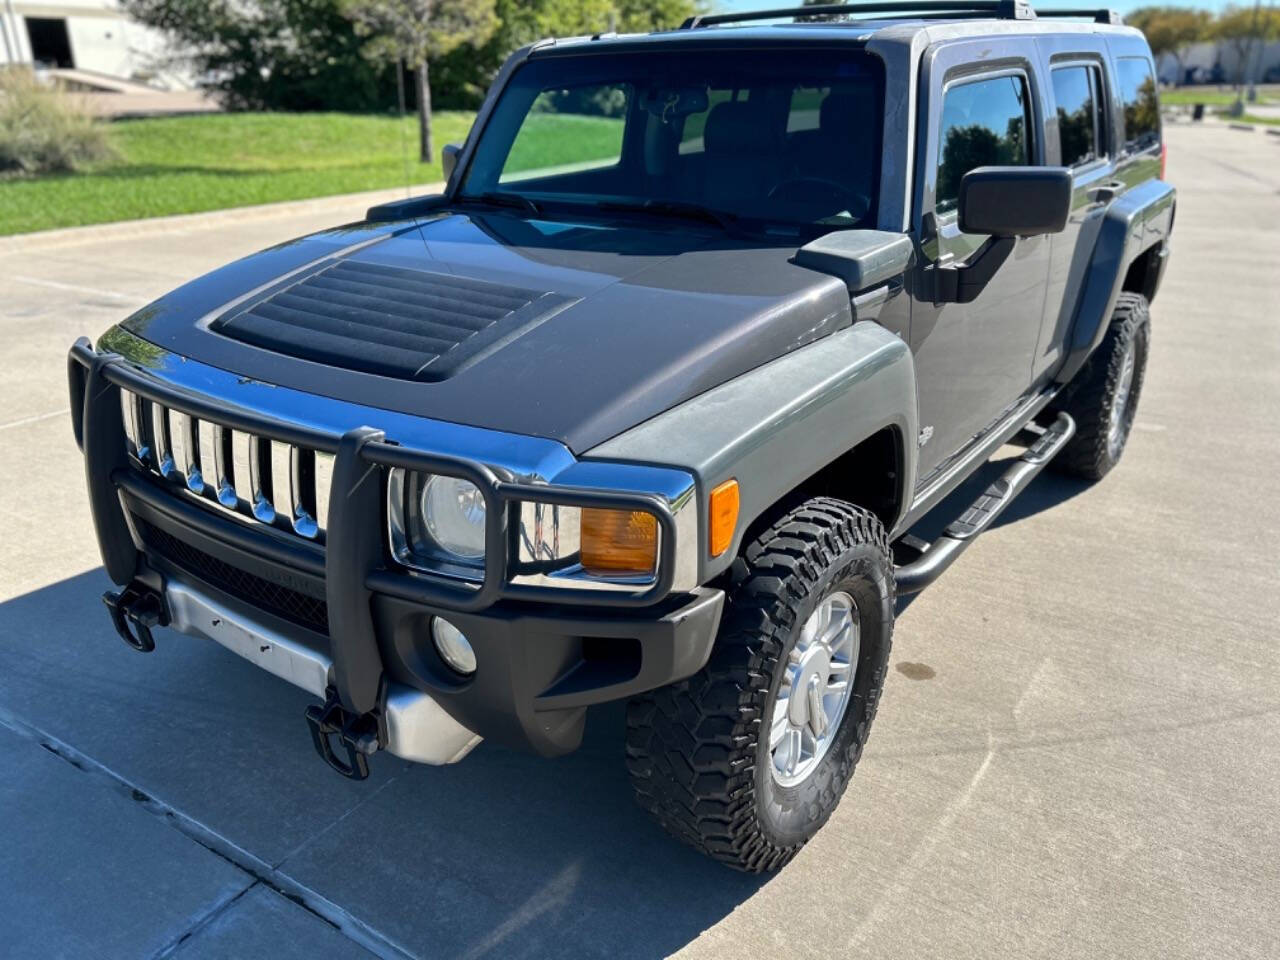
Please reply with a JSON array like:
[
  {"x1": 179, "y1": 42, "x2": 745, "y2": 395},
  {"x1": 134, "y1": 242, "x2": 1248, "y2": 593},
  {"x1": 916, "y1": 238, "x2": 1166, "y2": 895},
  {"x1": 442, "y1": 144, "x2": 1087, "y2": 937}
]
[
  {"x1": 304, "y1": 686, "x2": 383, "y2": 780},
  {"x1": 102, "y1": 581, "x2": 169, "y2": 653}
]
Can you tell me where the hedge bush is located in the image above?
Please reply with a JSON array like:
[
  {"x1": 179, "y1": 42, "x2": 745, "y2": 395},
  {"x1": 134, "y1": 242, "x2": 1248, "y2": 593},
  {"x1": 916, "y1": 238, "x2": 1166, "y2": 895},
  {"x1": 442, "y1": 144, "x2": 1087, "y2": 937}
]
[{"x1": 0, "y1": 69, "x2": 117, "y2": 177}]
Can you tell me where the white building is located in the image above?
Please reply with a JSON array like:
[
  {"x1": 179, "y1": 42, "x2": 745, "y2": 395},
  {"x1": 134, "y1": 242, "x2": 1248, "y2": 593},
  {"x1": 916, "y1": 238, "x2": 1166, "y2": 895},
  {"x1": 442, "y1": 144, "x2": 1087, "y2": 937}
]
[
  {"x1": 1156, "y1": 39, "x2": 1280, "y2": 86},
  {"x1": 0, "y1": 0, "x2": 189, "y2": 88}
]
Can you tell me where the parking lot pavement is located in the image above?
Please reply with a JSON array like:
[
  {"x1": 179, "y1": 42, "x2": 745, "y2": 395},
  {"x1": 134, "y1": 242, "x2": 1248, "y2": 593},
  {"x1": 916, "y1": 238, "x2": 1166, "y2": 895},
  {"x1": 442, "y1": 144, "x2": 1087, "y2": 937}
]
[{"x1": 1, "y1": 122, "x2": 1277, "y2": 959}]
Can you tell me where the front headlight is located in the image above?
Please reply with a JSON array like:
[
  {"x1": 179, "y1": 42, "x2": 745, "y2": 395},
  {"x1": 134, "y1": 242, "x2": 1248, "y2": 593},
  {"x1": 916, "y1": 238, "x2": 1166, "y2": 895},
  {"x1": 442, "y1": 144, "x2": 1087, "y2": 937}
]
[
  {"x1": 388, "y1": 469, "x2": 488, "y2": 578},
  {"x1": 421, "y1": 474, "x2": 486, "y2": 560}
]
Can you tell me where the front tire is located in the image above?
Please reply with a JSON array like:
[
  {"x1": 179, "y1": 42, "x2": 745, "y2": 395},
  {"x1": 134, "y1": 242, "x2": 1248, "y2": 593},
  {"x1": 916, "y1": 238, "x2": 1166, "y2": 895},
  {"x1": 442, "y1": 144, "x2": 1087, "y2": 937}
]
[
  {"x1": 1053, "y1": 292, "x2": 1151, "y2": 480},
  {"x1": 625, "y1": 498, "x2": 895, "y2": 872}
]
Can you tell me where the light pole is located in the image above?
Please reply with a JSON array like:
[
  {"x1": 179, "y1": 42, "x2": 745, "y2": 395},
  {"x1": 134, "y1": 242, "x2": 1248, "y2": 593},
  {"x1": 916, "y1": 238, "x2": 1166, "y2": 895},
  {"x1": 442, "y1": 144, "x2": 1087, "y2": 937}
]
[{"x1": 1239, "y1": 0, "x2": 1262, "y2": 106}]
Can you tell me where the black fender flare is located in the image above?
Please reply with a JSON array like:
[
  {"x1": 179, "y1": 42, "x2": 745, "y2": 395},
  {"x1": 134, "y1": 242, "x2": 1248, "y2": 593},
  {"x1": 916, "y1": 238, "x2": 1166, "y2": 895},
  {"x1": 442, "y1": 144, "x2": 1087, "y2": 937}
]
[
  {"x1": 585, "y1": 322, "x2": 918, "y2": 584},
  {"x1": 1056, "y1": 179, "x2": 1175, "y2": 385}
]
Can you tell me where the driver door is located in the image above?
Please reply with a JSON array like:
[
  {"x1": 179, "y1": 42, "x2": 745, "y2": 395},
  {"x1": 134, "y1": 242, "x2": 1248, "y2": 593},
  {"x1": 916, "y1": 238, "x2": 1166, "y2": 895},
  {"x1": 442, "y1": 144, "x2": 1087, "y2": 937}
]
[{"x1": 909, "y1": 49, "x2": 1053, "y2": 483}]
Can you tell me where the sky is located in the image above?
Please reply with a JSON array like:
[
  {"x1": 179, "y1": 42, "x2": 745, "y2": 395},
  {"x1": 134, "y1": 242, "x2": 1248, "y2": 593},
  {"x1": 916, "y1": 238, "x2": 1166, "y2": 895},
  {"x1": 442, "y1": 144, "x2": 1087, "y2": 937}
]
[{"x1": 714, "y1": 0, "x2": 1242, "y2": 18}]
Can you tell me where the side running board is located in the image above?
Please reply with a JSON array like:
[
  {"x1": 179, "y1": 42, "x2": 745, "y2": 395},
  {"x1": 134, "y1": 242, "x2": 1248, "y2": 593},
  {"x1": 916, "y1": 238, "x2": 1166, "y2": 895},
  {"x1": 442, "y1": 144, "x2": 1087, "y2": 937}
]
[{"x1": 895, "y1": 412, "x2": 1076, "y2": 595}]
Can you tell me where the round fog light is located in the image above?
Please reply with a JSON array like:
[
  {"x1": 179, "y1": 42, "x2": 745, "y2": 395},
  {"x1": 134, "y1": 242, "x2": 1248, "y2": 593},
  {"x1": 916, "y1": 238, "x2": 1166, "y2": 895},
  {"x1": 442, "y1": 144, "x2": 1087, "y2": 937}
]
[{"x1": 432, "y1": 617, "x2": 476, "y2": 676}]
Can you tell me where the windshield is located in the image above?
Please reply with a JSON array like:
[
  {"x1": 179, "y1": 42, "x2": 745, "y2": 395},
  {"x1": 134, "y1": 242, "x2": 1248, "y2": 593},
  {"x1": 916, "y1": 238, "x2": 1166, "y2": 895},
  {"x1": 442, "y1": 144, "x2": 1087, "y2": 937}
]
[{"x1": 459, "y1": 47, "x2": 884, "y2": 232}]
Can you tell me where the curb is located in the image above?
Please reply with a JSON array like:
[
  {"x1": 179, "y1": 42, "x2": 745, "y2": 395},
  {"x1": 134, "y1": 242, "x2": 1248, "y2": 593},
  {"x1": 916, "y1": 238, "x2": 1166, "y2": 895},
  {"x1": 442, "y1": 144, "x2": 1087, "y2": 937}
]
[{"x1": 0, "y1": 181, "x2": 446, "y2": 255}]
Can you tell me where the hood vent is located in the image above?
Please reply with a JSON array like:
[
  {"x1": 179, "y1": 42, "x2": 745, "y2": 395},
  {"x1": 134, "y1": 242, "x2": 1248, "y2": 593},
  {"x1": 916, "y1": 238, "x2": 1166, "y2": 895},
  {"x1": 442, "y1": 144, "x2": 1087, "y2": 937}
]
[{"x1": 211, "y1": 259, "x2": 571, "y2": 381}]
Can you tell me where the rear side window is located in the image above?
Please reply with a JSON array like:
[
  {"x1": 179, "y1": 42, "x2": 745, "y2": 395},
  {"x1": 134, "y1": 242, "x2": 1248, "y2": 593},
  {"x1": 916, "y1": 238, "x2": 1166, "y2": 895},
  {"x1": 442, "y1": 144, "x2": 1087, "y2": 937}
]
[
  {"x1": 936, "y1": 74, "x2": 1032, "y2": 215},
  {"x1": 1116, "y1": 58, "x2": 1160, "y2": 152},
  {"x1": 1052, "y1": 65, "x2": 1102, "y2": 167}
]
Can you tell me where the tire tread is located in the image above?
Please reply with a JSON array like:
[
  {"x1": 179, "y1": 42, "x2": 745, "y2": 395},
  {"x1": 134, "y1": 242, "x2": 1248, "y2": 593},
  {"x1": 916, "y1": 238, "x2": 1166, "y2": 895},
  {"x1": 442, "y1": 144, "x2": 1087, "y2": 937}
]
[{"x1": 626, "y1": 498, "x2": 892, "y2": 872}]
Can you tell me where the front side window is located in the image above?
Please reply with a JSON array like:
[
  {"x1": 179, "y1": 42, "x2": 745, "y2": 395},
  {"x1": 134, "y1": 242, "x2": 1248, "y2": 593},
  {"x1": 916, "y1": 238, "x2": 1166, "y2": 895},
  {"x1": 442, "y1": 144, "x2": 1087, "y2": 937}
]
[
  {"x1": 461, "y1": 48, "x2": 885, "y2": 232},
  {"x1": 1052, "y1": 65, "x2": 1101, "y2": 167},
  {"x1": 1116, "y1": 58, "x2": 1160, "y2": 152},
  {"x1": 935, "y1": 74, "x2": 1032, "y2": 215}
]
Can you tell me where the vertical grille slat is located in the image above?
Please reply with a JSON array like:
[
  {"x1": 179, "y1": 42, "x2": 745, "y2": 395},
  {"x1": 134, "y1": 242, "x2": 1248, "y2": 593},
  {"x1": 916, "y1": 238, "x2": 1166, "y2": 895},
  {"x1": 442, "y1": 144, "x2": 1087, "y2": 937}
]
[
  {"x1": 136, "y1": 397, "x2": 156, "y2": 466},
  {"x1": 269, "y1": 440, "x2": 293, "y2": 529},
  {"x1": 197, "y1": 420, "x2": 218, "y2": 498},
  {"x1": 171, "y1": 411, "x2": 202, "y2": 493},
  {"x1": 230, "y1": 430, "x2": 253, "y2": 514},
  {"x1": 121, "y1": 403, "x2": 333, "y2": 544},
  {"x1": 290, "y1": 447, "x2": 320, "y2": 539},
  {"x1": 151, "y1": 403, "x2": 177, "y2": 479},
  {"x1": 314, "y1": 452, "x2": 334, "y2": 535},
  {"x1": 121, "y1": 389, "x2": 142, "y2": 460},
  {"x1": 212, "y1": 425, "x2": 237, "y2": 508},
  {"x1": 246, "y1": 435, "x2": 274, "y2": 523}
]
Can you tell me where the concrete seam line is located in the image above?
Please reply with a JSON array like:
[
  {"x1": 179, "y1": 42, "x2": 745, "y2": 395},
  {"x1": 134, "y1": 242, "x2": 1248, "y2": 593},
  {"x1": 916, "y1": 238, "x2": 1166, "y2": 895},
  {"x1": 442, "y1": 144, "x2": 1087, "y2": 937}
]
[
  {"x1": 11, "y1": 275, "x2": 139, "y2": 302},
  {"x1": 0, "y1": 705, "x2": 418, "y2": 960},
  {"x1": 0, "y1": 409, "x2": 70, "y2": 432},
  {"x1": 147, "y1": 881, "x2": 261, "y2": 960}
]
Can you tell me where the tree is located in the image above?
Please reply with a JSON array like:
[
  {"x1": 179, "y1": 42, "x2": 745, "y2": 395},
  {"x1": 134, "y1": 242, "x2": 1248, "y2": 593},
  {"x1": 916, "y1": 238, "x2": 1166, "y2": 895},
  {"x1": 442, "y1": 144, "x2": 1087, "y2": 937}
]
[
  {"x1": 432, "y1": 0, "x2": 698, "y2": 111},
  {"x1": 613, "y1": 0, "x2": 701, "y2": 31},
  {"x1": 121, "y1": 0, "x2": 394, "y2": 112},
  {"x1": 797, "y1": 0, "x2": 848, "y2": 22},
  {"x1": 342, "y1": 0, "x2": 499, "y2": 163},
  {"x1": 1214, "y1": 4, "x2": 1280, "y2": 89},
  {"x1": 1126, "y1": 6, "x2": 1211, "y2": 85}
]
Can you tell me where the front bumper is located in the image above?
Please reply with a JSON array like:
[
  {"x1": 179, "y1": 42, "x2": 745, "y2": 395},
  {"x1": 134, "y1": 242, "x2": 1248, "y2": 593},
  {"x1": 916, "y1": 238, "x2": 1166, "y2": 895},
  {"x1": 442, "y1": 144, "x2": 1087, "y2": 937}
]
[{"x1": 68, "y1": 338, "x2": 723, "y2": 766}]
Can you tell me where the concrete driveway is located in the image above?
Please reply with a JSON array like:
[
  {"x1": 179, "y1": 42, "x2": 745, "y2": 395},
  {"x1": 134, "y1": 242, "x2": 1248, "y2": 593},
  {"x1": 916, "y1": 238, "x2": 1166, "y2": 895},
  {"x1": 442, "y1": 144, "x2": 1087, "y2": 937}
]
[{"x1": 1, "y1": 123, "x2": 1277, "y2": 960}]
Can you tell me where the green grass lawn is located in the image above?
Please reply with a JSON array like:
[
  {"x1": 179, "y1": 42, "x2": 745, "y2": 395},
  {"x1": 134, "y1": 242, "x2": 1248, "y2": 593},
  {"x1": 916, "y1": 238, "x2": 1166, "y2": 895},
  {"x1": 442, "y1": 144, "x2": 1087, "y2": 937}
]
[
  {"x1": 503, "y1": 112, "x2": 625, "y2": 176},
  {"x1": 1161, "y1": 87, "x2": 1279, "y2": 107},
  {"x1": 0, "y1": 111, "x2": 482, "y2": 235}
]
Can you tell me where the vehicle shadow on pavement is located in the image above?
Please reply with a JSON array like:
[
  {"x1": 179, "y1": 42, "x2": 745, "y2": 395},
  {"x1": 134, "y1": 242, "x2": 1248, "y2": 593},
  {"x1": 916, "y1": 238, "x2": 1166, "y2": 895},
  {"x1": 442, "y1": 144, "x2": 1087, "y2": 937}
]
[{"x1": 0, "y1": 569, "x2": 766, "y2": 960}]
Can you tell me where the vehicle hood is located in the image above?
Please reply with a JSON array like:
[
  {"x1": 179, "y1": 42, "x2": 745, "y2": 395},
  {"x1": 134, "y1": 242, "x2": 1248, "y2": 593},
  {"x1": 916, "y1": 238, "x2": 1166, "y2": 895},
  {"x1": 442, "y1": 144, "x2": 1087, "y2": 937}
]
[{"x1": 119, "y1": 209, "x2": 853, "y2": 454}]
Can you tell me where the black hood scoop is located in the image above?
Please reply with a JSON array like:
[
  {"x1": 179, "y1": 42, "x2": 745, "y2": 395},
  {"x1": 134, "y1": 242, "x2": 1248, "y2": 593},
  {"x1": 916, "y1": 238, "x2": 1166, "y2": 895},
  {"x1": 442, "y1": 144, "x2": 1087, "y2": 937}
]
[{"x1": 210, "y1": 258, "x2": 574, "y2": 381}]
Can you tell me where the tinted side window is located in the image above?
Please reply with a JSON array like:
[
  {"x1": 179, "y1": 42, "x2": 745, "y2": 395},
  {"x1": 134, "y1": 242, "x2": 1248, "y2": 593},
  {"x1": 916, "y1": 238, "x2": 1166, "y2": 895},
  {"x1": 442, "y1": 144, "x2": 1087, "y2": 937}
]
[
  {"x1": 936, "y1": 74, "x2": 1031, "y2": 214},
  {"x1": 1116, "y1": 58, "x2": 1159, "y2": 151},
  {"x1": 1052, "y1": 66, "x2": 1100, "y2": 167}
]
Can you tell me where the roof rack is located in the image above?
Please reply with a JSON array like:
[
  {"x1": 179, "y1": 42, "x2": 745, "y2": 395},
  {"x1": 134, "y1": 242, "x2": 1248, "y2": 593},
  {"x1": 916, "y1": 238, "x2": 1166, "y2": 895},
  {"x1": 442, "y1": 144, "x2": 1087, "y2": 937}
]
[
  {"x1": 680, "y1": 2, "x2": 1119, "y2": 29},
  {"x1": 1037, "y1": 7, "x2": 1123, "y2": 24}
]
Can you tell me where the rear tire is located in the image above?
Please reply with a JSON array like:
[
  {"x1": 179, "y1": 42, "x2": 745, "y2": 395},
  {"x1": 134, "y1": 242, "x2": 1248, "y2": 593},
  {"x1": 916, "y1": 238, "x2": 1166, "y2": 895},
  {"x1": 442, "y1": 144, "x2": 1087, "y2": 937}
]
[
  {"x1": 625, "y1": 498, "x2": 894, "y2": 872},
  {"x1": 1053, "y1": 292, "x2": 1151, "y2": 480}
]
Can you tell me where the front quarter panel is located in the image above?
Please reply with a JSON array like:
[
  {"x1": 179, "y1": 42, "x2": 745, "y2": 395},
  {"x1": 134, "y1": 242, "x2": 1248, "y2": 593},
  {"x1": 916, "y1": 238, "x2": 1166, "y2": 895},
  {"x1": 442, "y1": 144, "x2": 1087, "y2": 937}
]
[{"x1": 586, "y1": 322, "x2": 917, "y2": 583}]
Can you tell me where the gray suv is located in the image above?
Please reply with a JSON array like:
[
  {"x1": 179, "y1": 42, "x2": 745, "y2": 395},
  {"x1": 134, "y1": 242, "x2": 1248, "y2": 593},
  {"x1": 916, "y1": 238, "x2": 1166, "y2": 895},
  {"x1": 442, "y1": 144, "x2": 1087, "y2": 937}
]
[{"x1": 68, "y1": 1, "x2": 1173, "y2": 872}]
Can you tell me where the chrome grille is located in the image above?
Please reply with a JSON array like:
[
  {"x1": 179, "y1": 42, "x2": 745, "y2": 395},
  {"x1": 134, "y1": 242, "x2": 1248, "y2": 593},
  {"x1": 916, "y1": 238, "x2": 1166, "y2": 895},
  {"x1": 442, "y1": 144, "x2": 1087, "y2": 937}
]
[{"x1": 120, "y1": 389, "x2": 333, "y2": 542}]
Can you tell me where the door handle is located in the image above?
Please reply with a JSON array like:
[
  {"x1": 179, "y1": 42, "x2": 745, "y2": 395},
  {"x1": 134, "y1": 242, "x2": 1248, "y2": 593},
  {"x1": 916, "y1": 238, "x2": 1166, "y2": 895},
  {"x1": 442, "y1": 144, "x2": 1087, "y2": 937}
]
[{"x1": 1087, "y1": 180, "x2": 1124, "y2": 203}]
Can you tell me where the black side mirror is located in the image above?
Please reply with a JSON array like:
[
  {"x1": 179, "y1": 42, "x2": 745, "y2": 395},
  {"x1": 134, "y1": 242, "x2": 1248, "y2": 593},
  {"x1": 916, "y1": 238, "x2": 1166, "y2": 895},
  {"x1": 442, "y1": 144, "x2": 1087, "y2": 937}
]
[
  {"x1": 958, "y1": 166, "x2": 1072, "y2": 237},
  {"x1": 922, "y1": 166, "x2": 1073, "y2": 305},
  {"x1": 442, "y1": 143, "x2": 462, "y2": 182}
]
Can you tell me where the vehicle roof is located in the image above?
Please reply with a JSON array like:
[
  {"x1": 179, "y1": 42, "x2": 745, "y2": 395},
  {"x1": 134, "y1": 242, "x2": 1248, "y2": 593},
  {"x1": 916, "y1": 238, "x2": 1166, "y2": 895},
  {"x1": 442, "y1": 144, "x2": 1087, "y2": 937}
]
[{"x1": 533, "y1": 16, "x2": 1145, "y2": 58}]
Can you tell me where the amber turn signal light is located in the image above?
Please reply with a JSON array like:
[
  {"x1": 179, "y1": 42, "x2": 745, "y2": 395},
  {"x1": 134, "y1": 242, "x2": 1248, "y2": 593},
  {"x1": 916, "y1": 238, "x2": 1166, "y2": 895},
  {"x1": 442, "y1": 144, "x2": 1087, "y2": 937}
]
[
  {"x1": 581, "y1": 508, "x2": 658, "y2": 578},
  {"x1": 709, "y1": 479, "x2": 739, "y2": 557}
]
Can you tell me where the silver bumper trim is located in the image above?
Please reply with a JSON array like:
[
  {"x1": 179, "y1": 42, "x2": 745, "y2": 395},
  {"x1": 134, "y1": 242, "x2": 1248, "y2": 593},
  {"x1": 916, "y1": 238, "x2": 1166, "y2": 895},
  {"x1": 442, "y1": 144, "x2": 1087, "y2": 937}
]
[{"x1": 165, "y1": 579, "x2": 482, "y2": 765}]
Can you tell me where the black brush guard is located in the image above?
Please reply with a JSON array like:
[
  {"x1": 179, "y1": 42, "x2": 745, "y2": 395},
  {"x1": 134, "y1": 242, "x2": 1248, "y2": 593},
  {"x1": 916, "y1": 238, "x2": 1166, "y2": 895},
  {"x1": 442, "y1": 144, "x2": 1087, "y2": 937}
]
[{"x1": 68, "y1": 338, "x2": 687, "y2": 778}]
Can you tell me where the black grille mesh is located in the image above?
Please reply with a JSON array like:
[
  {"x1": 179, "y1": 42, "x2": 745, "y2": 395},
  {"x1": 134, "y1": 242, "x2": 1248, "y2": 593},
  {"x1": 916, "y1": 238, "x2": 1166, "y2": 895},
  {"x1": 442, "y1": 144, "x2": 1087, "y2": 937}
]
[
  {"x1": 140, "y1": 520, "x2": 330, "y2": 635},
  {"x1": 210, "y1": 259, "x2": 558, "y2": 381}
]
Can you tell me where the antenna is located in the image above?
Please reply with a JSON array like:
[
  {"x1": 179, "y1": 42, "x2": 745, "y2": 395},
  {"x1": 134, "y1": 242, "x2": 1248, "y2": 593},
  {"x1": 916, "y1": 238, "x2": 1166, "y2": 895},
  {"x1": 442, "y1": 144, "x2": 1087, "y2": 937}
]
[{"x1": 395, "y1": 58, "x2": 411, "y2": 199}]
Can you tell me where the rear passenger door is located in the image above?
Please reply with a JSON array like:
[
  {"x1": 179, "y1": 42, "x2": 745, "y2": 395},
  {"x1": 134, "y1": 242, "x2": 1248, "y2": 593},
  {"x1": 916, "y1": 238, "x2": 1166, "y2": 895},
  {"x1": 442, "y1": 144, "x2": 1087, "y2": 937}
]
[
  {"x1": 910, "y1": 43, "x2": 1052, "y2": 482},
  {"x1": 1033, "y1": 48, "x2": 1119, "y2": 382}
]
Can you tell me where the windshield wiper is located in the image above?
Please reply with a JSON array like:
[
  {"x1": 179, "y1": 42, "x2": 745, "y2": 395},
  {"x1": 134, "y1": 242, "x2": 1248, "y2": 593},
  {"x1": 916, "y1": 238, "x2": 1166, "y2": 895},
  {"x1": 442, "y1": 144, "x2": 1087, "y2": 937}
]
[
  {"x1": 461, "y1": 191, "x2": 542, "y2": 216},
  {"x1": 595, "y1": 199, "x2": 740, "y2": 233}
]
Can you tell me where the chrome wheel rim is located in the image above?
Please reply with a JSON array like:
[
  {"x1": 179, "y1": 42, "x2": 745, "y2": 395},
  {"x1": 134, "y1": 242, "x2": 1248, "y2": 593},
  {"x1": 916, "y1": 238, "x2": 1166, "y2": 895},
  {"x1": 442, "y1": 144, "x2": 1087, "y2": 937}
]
[
  {"x1": 769, "y1": 591, "x2": 859, "y2": 787},
  {"x1": 1107, "y1": 341, "x2": 1137, "y2": 457}
]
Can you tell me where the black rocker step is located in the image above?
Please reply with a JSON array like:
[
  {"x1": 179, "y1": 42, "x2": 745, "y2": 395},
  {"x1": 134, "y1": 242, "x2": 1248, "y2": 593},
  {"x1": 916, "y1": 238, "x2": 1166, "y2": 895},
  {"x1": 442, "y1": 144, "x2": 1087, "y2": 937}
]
[{"x1": 895, "y1": 412, "x2": 1075, "y2": 594}]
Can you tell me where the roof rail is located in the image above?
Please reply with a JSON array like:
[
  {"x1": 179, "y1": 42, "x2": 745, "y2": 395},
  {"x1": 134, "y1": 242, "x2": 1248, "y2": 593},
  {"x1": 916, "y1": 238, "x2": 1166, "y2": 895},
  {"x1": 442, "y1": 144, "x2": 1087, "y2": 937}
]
[
  {"x1": 680, "y1": 1, "x2": 1036, "y2": 29},
  {"x1": 1036, "y1": 7, "x2": 1123, "y2": 24}
]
